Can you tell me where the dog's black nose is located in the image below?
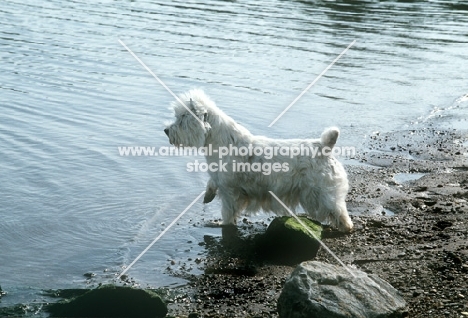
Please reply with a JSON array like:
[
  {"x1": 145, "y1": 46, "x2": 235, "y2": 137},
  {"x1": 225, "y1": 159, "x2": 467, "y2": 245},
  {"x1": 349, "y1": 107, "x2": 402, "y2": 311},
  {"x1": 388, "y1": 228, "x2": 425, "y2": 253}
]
[{"x1": 164, "y1": 128, "x2": 169, "y2": 136}]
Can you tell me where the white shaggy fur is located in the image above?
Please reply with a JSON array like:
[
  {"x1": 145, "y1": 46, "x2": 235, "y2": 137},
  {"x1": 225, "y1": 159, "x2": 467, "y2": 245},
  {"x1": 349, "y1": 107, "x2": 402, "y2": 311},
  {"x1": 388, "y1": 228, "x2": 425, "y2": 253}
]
[{"x1": 164, "y1": 89, "x2": 353, "y2": 232}]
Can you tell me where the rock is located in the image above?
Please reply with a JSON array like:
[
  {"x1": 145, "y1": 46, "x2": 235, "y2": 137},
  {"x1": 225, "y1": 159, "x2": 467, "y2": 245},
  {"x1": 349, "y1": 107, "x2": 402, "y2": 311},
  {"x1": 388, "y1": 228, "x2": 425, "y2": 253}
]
[
  {"x1": 367, "y1": 219, "x2": 384, "y2": 228},
  {"x1": 259, "y1": 216, "x2": 322, "y2": 265},
  {"x1": 433, "y1": 220, "x2": 453, "y2": 230},
  {"x1": 278, "y1": 261, "x2": 407, "y2": 318},
  {"x1": 47, "y1": 285, "x2": 167, "y2": 318},
  {"x1": 414, "y1": 186, "x2": 428, "y2": 192}
]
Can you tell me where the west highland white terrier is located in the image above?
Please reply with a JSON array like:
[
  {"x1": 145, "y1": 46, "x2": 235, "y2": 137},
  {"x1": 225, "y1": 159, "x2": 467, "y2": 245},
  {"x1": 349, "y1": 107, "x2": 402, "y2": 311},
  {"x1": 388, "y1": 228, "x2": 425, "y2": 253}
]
[{"x1": 164, "y1": 89, "x2": 353, "y2": 232}]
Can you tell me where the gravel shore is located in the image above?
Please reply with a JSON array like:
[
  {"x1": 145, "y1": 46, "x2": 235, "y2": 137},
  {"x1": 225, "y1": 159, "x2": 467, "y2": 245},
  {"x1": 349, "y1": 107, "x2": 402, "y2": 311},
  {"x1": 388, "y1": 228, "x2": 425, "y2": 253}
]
[{"x1": 164, "y1": 128, "x2": 468, "y2": 318}]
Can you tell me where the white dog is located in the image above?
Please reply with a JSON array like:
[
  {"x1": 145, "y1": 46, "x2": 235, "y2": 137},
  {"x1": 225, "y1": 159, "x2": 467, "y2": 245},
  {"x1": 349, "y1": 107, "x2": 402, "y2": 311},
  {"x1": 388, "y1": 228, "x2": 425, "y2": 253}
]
[{"x1": 164, "y1": 89, "x2": 353, "y2": 232}]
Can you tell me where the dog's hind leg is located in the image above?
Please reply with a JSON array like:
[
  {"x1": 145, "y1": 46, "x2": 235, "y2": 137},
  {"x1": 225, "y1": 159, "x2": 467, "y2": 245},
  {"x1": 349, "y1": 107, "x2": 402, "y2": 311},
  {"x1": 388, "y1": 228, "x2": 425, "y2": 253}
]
[
  {"x1": 333, "y1": 202, "x2": 353, "y2": 233},
  {"x1": 300, "y1": 188, "x2": 353, "y2": 233},
  {"x1": 299, "y1": 187, "x2": 335, "y2": 223},
  {"x1": 299, "y1": 188, "x2": 321, "y2": 221},
  {"x1": 203, "y1": 178, "x2": 218, "y2": 204}
]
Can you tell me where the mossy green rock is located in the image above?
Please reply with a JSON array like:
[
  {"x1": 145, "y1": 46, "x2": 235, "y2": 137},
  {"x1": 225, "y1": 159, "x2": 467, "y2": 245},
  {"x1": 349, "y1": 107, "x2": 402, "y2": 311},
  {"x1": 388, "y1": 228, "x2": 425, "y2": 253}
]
[
  {"x1": 260, "y1": 216, "x2": 322, "y2": 265},
  {"x1": 47, "y1": 285, "x2": 167, "y2": 318},
  {"x1": 279, "y1": 216, "x2": 322, "y2": 239}
]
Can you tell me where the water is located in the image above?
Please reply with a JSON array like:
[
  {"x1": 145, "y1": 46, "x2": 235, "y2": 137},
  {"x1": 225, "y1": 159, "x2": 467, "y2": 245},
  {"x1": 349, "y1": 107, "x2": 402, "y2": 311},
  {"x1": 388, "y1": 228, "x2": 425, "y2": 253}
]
[
  {"x1": 393, "y1": 173, "x2": 426, "y2": 184},
  {"x1": 1, "y1": 0, "x2": 468, "y2": 309}
]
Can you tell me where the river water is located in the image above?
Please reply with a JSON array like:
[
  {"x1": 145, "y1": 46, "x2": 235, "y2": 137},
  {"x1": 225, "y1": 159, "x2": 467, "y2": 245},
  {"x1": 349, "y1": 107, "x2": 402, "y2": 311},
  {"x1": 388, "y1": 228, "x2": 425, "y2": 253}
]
[{"x1": 1, "y1": 0, "x2": 467, "y2": 309}]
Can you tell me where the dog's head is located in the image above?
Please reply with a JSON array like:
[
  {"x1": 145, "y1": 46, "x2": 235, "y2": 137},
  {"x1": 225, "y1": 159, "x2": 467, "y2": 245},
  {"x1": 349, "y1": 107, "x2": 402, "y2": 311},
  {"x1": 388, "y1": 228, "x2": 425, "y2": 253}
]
[{"x1": 164, "y1": 90, "x2": 213, "y2": 148}]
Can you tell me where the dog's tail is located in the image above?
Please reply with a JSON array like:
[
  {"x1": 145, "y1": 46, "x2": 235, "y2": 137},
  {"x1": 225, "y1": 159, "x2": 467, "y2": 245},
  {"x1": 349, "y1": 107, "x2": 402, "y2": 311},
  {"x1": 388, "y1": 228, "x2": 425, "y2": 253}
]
[{"x1": 320, "y1": 127, "x2": 340, "y2": 148}]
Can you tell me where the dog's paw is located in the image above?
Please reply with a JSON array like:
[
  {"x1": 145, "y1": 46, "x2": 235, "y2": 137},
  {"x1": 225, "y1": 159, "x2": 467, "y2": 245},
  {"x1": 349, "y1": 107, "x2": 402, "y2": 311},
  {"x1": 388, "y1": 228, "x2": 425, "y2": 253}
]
[
  {"x1": 203, "y1": 189, "x2": 217, "y2": 203},
  {"x1": 338, "y1": 215, "x2": 354, "y2": 233},
  {"x1": 205, "y1": 219, "x2": 224, "y2": 227}
]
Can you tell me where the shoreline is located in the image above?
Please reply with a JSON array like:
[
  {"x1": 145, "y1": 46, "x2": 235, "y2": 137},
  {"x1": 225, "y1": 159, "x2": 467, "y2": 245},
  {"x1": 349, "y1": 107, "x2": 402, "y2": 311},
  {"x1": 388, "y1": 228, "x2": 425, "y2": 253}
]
[
  {"x1": 1, "y1": 128, "x2": 466, "y2": 318},
  {"x1": 166, "y1": 127, "x2": 468, "y2": 317}
]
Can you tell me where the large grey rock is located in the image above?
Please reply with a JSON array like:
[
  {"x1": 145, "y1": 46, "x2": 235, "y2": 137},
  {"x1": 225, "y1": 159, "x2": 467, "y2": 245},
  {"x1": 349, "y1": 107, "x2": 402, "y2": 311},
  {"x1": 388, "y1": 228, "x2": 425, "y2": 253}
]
[{"x1": 278, "y1": 261, "x2": 407, "y2": 318}]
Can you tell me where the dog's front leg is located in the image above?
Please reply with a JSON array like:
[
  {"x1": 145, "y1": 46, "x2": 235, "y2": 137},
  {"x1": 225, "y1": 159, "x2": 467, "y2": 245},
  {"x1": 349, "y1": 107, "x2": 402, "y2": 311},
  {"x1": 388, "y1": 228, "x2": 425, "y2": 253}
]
[{"x1": 203, "y1": 178, "x2": 218, "y2": 204}]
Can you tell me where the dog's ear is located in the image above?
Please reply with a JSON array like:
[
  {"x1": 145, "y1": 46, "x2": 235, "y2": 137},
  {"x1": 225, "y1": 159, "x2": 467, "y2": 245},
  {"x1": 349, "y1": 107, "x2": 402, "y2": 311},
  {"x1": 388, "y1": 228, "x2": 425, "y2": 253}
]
[
  {"x1": 189, "y1": 98, "x2": 195, "y2": 110},
  {"x1": 203, "y1": 112, "x2": 208, "y2": 122}
]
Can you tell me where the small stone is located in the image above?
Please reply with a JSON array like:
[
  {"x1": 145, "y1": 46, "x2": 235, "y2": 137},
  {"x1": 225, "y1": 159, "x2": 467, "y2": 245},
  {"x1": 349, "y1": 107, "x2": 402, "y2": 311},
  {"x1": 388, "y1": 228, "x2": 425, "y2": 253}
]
[
  {"x1": 0, "y1": 285, "x2": 6, "y2": 297},
  {"x1": 415, "y1": 186, "x2": 428, "y2": 192},
  {"x1": 83, "y1": 272, "x2": 95, "y2": 278}
]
